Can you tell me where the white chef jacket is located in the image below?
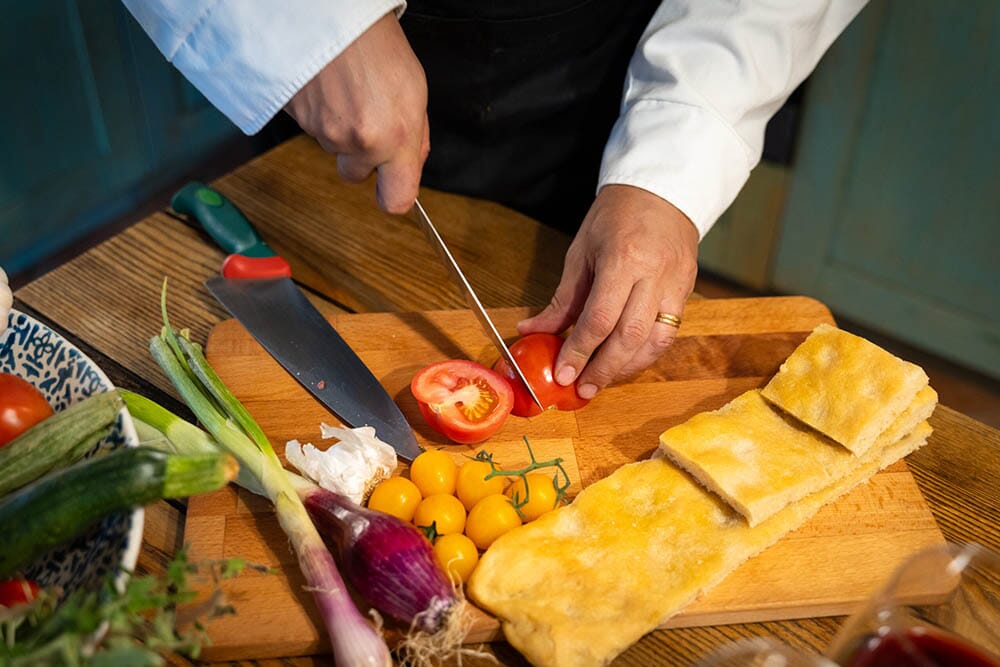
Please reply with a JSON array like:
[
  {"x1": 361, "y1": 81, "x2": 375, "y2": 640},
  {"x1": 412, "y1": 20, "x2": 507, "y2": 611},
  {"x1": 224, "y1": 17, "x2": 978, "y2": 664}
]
[{"x1": 122, "y1": 0, "x2": 867, "y2": 237}]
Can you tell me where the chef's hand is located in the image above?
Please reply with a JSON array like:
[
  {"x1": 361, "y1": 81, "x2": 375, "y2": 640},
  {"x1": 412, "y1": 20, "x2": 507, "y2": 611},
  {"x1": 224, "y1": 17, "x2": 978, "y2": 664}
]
[
  {"x1": 517, "y1": 185, "x2": 699, "y2": 399},
  {"x1": 284, "y1": 12, "x2": 429, "y2": 214}
]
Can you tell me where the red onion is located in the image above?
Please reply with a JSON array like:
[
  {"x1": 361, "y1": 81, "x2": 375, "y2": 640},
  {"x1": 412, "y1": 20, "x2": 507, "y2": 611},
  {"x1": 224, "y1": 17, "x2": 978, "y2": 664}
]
[{"x1": 302, "y1": 487, "x2": 458, "y2": 634}]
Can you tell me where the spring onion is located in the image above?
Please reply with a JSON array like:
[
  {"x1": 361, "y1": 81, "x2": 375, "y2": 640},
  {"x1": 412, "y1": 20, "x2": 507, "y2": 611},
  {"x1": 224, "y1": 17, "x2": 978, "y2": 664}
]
[
  {"x1": 123, "y1": 390, "x2": 460, "y2": 634},
  {"x1": 141, "y1": 286, "x2": 392, "y2": 666}
]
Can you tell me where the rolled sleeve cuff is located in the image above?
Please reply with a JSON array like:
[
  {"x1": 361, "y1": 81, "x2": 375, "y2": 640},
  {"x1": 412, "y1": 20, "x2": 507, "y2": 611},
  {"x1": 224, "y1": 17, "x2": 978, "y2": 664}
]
[
  {"x1": 598, "y1": 99, "x2": 756, "y2": 239},
  {"x1": 168, "y1": 0, "x2": 405, "y2": 134}
]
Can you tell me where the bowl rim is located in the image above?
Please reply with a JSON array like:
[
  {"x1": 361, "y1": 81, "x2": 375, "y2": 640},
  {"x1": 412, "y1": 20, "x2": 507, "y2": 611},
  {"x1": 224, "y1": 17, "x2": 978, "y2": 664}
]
[{"x1": 3, "y1": 307, "x2": 145, "y2": 593}]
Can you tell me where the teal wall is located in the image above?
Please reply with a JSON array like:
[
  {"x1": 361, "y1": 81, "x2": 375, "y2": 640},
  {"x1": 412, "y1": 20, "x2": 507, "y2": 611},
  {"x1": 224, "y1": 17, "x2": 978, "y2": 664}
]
[
  {"x1": 0, "y1": 0, "x2": 246, "y2": 278},
  {"x1": 773, "y1": 0, "x2": 1000, "y2": 379}
]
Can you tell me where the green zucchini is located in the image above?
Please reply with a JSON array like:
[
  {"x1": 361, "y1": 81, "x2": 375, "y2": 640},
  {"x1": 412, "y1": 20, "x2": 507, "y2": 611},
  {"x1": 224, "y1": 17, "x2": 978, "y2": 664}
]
[
  {"x1": 0, "y1": 390, "x2": 124, "y2": 497},
  {"x1": 0, "y1": 446, "x2": 237, "y2": 578}
]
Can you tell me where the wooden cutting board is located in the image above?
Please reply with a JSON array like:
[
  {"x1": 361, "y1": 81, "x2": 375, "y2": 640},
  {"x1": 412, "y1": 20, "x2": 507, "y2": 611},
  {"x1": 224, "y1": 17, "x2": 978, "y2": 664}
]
[{"x1": 184, "y1": 297, "x2": 946, "y2": 661}]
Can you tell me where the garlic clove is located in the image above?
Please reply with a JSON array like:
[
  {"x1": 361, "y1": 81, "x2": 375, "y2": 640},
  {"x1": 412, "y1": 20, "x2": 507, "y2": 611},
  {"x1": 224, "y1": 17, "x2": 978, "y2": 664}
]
[{"x1": 286, "y1": 424, "x2": 398, "y2": 505}]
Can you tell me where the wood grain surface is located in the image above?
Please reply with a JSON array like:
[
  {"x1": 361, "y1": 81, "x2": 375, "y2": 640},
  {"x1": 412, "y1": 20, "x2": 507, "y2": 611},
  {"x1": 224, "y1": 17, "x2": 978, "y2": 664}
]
[
  {"x1": 12, "y1": 135, "x2": 999, "y2": 667},
  {"x1": 182, "y1": 300, "x2": 946, "y2": 662}
]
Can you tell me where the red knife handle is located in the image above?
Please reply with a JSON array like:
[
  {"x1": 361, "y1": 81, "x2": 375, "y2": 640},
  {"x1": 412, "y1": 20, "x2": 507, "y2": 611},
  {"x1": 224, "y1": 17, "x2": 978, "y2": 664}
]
[{"x1": 221, "y1": 254, "x2": 292, "y2": 279}]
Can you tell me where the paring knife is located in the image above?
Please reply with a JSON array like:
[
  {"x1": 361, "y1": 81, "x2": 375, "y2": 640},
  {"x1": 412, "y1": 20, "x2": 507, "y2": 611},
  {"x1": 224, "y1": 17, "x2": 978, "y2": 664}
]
[
  {"x1": 172, "y1": 182, "x2": 422, "y2": 462},
  {"x1": 412, "y1": 199, "x2": 545, "y2": 413}
]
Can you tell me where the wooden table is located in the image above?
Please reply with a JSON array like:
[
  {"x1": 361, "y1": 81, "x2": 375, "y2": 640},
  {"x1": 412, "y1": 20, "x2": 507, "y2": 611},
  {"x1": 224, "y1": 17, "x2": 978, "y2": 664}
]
[{"x1": 14, "y1": 135, "x2": 1000, "y2": 666}]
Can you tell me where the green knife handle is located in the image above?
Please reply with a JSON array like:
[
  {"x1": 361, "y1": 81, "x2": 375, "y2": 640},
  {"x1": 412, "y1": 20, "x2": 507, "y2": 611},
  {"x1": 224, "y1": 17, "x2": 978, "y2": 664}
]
[{"x1": 171, "y1": 181, "x2": 291, "y2": 279}]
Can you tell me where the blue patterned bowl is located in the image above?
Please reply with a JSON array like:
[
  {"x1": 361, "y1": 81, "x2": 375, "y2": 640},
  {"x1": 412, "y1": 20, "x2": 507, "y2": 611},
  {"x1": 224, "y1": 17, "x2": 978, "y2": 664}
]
[{"x1": 0, "y1": 308, "x2": 144, "y2": 600}]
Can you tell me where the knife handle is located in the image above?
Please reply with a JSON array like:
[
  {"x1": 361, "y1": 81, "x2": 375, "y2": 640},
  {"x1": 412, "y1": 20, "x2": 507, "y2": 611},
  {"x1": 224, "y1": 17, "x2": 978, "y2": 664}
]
[{"x1": 171, "y1": 181, "x2": 292, "y2": 280}]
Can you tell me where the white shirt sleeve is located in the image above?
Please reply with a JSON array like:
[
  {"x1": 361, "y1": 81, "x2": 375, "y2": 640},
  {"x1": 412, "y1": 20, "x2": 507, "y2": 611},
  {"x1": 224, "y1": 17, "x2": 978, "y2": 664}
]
[
  {"x1": 599, "y1": 0, "x2": 868, "y2": 238},
  {"x1": 121, "y1": 0, "x2": 406, "y2": 135}
]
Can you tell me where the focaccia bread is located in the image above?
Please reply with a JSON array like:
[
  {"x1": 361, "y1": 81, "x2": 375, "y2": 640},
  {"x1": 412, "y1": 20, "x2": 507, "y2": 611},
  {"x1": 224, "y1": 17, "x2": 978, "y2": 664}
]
[
  {"x1": 761, "y1": 324, "x2": 928, "y2": 455},
  {"x1": 658, "y1": 386, "x2": 938, "y2": 525},
  {"x1": 468, "y1": 422, "x2": 932, "y2": 667}
]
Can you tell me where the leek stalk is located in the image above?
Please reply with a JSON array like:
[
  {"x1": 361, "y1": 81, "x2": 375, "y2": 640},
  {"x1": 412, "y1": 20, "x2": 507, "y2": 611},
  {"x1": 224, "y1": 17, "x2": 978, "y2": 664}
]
[{"x1": 144, "y1": 288, "x2": 391, "y2": 666}]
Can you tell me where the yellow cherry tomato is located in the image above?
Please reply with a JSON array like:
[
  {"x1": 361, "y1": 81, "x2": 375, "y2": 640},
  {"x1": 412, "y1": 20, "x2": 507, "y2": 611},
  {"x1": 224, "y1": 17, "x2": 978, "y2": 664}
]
[
  {"x1": 367, "y1": 477, "x2": 422, "y2": 522},
  {"x1": 465, "y1": 493, "x2": 522, "y2": 550},
  {"x1": 409, "y1": 450, "x2": 458, "y2": 497},
  {"x1": 432, "y1": 533, "x2": 479, "y2": 584},
  {"x1": 413, "y1": 493, "x2": 467, "y2": 536},
  {"x1": 507, "y1": 472, "x2": 562, "y2": 522},
  {"x1": 455, "y1": 459, "x2": 506, "y2": 511}
]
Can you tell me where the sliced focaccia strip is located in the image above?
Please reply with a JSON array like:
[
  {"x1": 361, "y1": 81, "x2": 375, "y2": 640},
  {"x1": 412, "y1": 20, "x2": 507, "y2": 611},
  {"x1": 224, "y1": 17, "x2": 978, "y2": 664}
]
[
  {"x1": 468, "y1": 422, "x2": 932, "y2": 667},
  {"x1": 761, "y1": 324, "x2": 928, "y2": 455},
  {"x1": 658, "y1": 386, "x2": 937, "y2": 526}
]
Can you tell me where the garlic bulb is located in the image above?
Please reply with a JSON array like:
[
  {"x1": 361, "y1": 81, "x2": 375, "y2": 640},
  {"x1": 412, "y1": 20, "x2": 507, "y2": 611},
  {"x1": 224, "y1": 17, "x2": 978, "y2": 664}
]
[
  {"x1": 286, "y1": 424, "x2": 398, "y2": 505},
  {"x1": 0, "y1": 267, "x2": 12, "y2": 335}
]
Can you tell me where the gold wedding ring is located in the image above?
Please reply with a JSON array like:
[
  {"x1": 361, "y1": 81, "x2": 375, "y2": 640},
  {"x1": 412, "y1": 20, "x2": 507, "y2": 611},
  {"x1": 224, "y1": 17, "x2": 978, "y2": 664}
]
[{"x1": 655, "y1": 312, "x2": 682, "y2": 328}]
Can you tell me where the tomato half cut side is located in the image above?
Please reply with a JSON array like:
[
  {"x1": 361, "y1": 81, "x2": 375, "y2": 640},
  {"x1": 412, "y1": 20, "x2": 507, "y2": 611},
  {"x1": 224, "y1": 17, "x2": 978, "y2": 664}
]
[
  {"x1": 411, "y1": 360, "x2": 514, "y2": 444},
  {"x1": 492, "y1": 333, "x2": 591, "y2": 417},
  {"x1": 0, "y1": 373, "x2": 54, "y2": 447}
]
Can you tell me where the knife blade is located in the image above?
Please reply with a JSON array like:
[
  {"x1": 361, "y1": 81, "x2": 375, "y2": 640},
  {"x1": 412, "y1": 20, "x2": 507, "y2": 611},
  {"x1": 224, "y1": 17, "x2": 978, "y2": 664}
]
[
  {"x1": 172, "y1": 181, "x2": 422, "y2": 462},
  {"x1": 412, "y1": 199, "x2": 545, "y2": 413}
]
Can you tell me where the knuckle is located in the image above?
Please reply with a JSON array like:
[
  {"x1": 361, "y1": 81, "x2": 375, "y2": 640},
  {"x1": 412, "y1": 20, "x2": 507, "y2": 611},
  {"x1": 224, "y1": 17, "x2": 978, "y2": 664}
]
[
  {"x1": 318, "y1": 116, "x2": 346, "y2": 149},
  {"x1": 347, "y1": 120, "x2": 381, "y2": 154},
  {"x1": 617, "y1": 318, "x2": 648, "y2": 348},
  {"x1": 650, "y1": 331, "x2": 677, "y2": 353},
  {"x1": 577, "y1": 307, "x2": 617, "y2": 341},
  {"x1": 678, "y1": 255, "x2": 698, "y2": 286}
]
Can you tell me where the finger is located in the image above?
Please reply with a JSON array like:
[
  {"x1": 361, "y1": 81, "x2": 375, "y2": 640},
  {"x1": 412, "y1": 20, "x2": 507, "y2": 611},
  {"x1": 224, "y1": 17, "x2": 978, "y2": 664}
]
[
  {"x1": 420, "y1": 114, "x2": 431, "y2": 163},
  {"x1": 374, "y1": 115, "x2": 428, "y2": 214},
  {"x1": 517, "y1": 250, "x2": 590, "y2": 336},
  {"x1": 614, "y1": 294, "x2": 687, "y2": 382},
  {"x1": 574, "y1": 277, "x2": 661, "y2": 396},
  {"x1": 337, "y1": 152, "x2": 378, "y2": 184},
  {"x1": 376, "y1": 157, "x2": 423, "y2": 213},
  {"x1": 552, "y1": 268, "x2": 632, "y2": 389}
]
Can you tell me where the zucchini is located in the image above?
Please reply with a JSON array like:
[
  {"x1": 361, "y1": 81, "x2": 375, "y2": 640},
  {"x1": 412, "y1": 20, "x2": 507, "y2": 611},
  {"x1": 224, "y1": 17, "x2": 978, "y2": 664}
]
[
  {"x1": 0, "y1": 390, "x2": 124, "y2": 497},
  {"x1": 0, "y1": 446, "x2": 238, "y2": 578}
]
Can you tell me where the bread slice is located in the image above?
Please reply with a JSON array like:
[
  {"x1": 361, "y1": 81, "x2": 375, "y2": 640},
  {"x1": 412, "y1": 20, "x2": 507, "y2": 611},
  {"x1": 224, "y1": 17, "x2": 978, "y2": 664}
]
[
  {"x1": 658, "y1": 386, "x2": 938, "y2": 526},
  {"x1": 468, "y1": 422, "x2": 932, "y2": 667},
  {"x1": 761, "y1": 324, "x2": 928, "y2": 455}
]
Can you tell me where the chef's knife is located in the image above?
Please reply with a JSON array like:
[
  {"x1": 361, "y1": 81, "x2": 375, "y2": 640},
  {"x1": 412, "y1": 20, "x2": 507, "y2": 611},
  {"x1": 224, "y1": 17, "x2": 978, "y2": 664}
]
[
  {"x1": 412, "y1": 199, "x2": 545, "y2": 413},
  {"x1": 172, "y1": 181, "x2": 422, "y2": 461}
]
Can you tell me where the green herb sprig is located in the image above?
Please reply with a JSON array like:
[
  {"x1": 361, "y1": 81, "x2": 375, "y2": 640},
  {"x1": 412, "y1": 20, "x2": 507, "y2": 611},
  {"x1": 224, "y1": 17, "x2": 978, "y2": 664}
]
[{"x1": 0, "y1": 548, "x2": 264, "y2": 666}]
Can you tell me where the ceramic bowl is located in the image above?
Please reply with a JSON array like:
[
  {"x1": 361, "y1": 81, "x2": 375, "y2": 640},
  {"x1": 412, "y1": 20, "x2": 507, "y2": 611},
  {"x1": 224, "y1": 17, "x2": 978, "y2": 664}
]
[{"x1": 1, "y1": 308, "x2": 144, "y2": 597}]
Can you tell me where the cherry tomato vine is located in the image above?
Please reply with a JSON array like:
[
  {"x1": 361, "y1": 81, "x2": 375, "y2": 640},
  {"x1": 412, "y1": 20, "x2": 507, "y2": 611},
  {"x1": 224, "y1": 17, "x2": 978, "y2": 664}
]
[{"x1": 472, "y1": 436, "x2": 571, "y2": 518}]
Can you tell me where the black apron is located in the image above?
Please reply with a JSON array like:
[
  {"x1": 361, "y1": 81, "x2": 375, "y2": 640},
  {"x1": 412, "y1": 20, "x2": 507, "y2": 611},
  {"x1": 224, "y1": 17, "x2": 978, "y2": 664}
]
[{"x1": 401, "y1": 0, "x2": 661, "y2": 233}]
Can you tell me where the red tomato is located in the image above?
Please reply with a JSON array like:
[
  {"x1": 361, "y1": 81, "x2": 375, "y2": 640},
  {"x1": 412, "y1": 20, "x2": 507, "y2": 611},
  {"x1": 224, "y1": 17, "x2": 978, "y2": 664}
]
[
  {"x1": 411, "y1": 360, "x2": 514, "y2": 444},
  {"x1": 0, "y1": 578, "x2": 41, "y2": 607},
  {"x1": 492, "y1": 333, "x2": 590, "y2": 417},
  {"x1": 0, "y1": 373, "x2": 54, "y2": 447}
]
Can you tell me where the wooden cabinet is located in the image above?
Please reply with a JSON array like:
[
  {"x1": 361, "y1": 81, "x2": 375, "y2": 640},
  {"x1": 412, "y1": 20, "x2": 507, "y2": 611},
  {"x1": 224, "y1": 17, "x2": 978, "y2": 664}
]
[
  {"x1": 702, "y1": 1, "x2": 999, "y2": 379},
  {"x1": 0, "y1": 1, "x2": 243, "y2": 276}
]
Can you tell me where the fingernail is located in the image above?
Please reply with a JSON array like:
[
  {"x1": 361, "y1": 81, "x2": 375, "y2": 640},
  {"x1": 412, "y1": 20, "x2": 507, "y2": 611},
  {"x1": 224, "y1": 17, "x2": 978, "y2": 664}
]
[
  {"x1": 555, "y1": 365, "x2": 576, "y2": 386},
  {"x1": 578, "y1": 383, "x2": 598, "y2": 399}
]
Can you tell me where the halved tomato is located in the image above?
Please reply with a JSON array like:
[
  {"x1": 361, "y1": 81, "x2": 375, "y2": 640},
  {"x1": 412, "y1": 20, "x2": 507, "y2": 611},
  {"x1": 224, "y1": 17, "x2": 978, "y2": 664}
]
[
  {"x1": 492, "y1": 333, "x2": 590, "y2": 417},
  {"x1": 411, "y1": 360, "x2": 514, "y2": 444}
]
